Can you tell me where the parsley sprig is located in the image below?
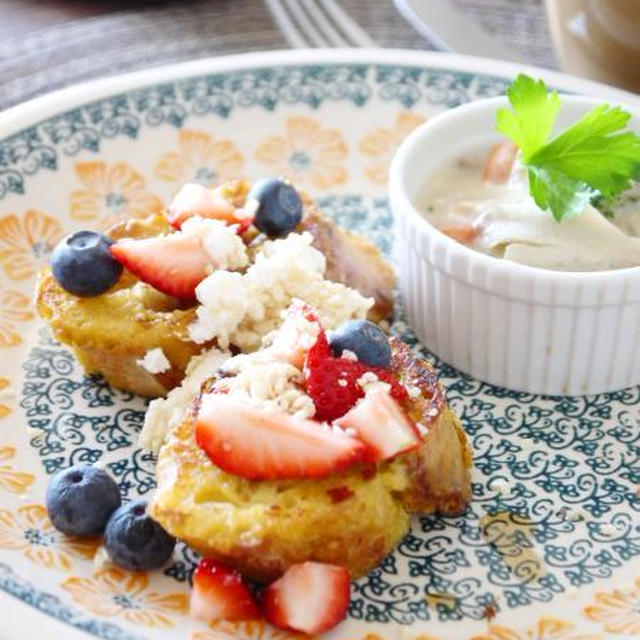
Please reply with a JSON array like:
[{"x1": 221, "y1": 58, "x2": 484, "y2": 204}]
[{"x1": 496, "y1": 74, "x2": 640, "y2": 221}]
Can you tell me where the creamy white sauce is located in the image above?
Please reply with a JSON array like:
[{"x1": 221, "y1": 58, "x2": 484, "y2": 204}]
[{"x1": 419, "y1": 148, "x2": 640, "y2": 271}]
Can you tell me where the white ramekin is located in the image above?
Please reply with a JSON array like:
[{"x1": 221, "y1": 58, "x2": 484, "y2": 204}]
[{"x1": 390, "y1": 95, "x2": 640, "y2": 396}]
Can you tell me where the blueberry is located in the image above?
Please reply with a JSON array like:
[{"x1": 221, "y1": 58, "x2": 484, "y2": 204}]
[
  {"x1": 247, "y1": 178, "x2": 303, "y2": 237},
  {"x1": 329, "y1": 320, "x2": 392, "y2": 368},
  {"x1": 45, "y1": 465, "x2": 121, "y2": 537},
  {"x1": 51, "y1": 230, "x2": 123, "y2": 297},
  {"x1": 104, "y1": 500, "x2": 175, "y2": 571}
]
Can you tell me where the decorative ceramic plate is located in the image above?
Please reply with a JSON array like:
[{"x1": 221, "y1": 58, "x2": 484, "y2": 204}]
[{"x1": 1, "y1": 49, "x2": 639, "y2": 640}]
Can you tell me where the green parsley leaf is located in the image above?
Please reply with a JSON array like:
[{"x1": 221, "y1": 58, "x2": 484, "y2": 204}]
[
  {"x1": 529, "y1": 104, "x2": 640, "y2": 198},
  {"x1": 495, "y1": 74, "x2": 640, "y2": 222},
  {"x1": 496, "y1": 74, "x2": 560, "y2": 162},
  {"x1": 527, "y1": 166, "x2": 595, "y2": 222}
]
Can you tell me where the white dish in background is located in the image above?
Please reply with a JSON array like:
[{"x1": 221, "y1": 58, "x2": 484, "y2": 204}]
[
  {"x1": 2, "y1": 49, "x2": 640, "y2": 640},
  {"x1": 391, "y1": 94, "x2": 640, "y2": 396}
]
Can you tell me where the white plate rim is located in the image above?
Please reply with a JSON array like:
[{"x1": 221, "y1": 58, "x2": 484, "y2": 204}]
[{"x1": 1, "y1": 48, "x2": 640, "y2": 139}]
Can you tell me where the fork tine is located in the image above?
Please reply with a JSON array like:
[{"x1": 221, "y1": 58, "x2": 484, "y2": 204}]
[
  {"x1": 300, "y1": 0, "x2": 350, "y2": 47},
  {"x1": 265, "y1": 0, "x2": 377, "y2": 49},
  {"x1": 265, "y1": 0, "x2": 311, "y2": 48},
  {"x1": 321, "y1": 0, "x2": 377, "y2": 47},
  {"x1": 278, "y1": 0, "x2": 331, "y2": 47}
]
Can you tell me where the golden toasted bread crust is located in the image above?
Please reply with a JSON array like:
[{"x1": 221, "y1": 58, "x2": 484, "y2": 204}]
[
  {"x1": 389, "y1": 338, "x2": 472, "y2": 514},
  {"x1": 35, "y1": 183, "x2": 394, "y2": 397},
  {"x1": 36, "y1": 214, "x2": 209, "y2": 397},
  {"x1": 149, "y1": 342, "x2": 471, "y2": 581},
  {"x1": 298, "y1": 201, "x2": 395, "y2": 323}
]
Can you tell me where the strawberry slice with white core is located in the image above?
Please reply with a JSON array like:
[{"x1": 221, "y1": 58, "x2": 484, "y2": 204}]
[
  {"x1": 336, "y1": 386, "x2": 421, "y2": 462},
  {"x1": 190, "y1": 558, "x2": 260, "y2": 622},
  {"x1": 195, "y1": 393, "x2": 365, "y2": 480},
  {"x1": 110, "y1": 233, "x2": 211, "y2": 300},
  {"x1": 263, "y1": 562, "x2": 350, "y2": 634},
  {"x1": 169, "y1": 183, "x2": 247, "y2": 229}
]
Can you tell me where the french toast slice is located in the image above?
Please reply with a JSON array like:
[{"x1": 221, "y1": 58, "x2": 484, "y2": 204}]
[
  {"x1": 149, "y1": 338, "x2": 471, "y2": 582},
  {"x1": 36, "y1": 181, "x2": 394, "y2": 397}
]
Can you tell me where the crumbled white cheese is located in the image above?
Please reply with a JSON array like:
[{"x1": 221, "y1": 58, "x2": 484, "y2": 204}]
[
  {"x1": 189, "y1": 232, "x2": 373, "y2": 351},
  {"x1": 356, "y1": 371, "x2": 390, "y2": 394},
  {"x1": 218, "y1": 359, "x2": 315, "y2": 420},
  {"x1": 340, "y1": 349, "x2": 359, "y2": 362},
  {"x1": 406, "y1": 385, "x2": 422, "y2": 398},
  {"x1": 188, "y1": 271, "x2": 252, "y2": 347},
  {"x1": 138, "y1": 348, "x2": 230, "y2": 452},
  {"x1": 136, "y1": 348, "x2": 171, "y2": 374},
  {"x1": 181, "y1": 216, "x2": 248, "y2": 270},
  {"x1": 492, "y1": 479, "x2": 511, "y2": 496},
  {"x1": 264, "y1": 302, "x2": 320, "y2": 363},
  {"x1": 338, "y1": 379, "x2": 348, "y2": 387}
]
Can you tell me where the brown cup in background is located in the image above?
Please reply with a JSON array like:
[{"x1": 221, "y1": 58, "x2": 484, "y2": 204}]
[{"x1": 546, "y1": 0, "x2": 640, "y2": 91}]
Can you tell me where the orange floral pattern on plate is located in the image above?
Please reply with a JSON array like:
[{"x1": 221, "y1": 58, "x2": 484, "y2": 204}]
[
  {"x1": 0, "y1": 378, "x2": 12, "y2": 418},
  {"x1": 70, "y1": 161, "x2": 163, "y2": 229},
  {"x1": 584, "y1": 577, "x2": 640, "y2": 634},
  {"x1": 194, "y1": 621, "x2": 304, "y2": 640},
  {"x1": 0, "y1": 209, "x2": 63, "y2": 280},
  {"x1": 470, "y1": 616, "x2": 602, "y2": 640},
  {"x1": 0, "y1": 446, "x2": 34, "y2": 494},
  {"x1": 62, "y1": 568, "x2": 188, "y2": 628},
  {"x1": 358, "y1": 111, "x2": 426, "y2": 185},
  {"x1": 155, "y1": 130, "x2": 244, "y2": 188},
  {"x1": 0, "y1": 504, "x2": 98, "y2": 571},
  {"x1": 255, "y1": 116, "x2": 347, "y2": 190},
  {"x1": 0, "y1": 287, "x2": 34, "y2": 348}
]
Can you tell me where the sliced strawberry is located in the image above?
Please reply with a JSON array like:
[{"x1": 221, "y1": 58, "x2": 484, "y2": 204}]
[
  {"x1": 262, "y1": 562, "x2": 350, "y2": 635},
  {"x1": 304, "y1": 331, "x2": 407, "y2": 422},
  {"x1": 336, "y1": 386, "x2": 421, "y2": 462},
  {"x1": 110, "y1": 233, "x2": 210, "y2": 300},
  {"x1": 190, "y1": 558, "x2": 260, "y2": 622},
  {"x1": 195, "y1": 393, "x2": 365, "y2": 480},
  {"x1": 169, "y1": 183, "x2": 251, "y2": 230}
]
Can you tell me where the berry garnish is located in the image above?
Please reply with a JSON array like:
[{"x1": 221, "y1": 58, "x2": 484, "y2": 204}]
[
  {"x1": 104, "y1": 500, "x2": 175, "y2": 571},
  {"x1": 190, "y1": 558, "x2": 260, "y2": 622},
  {"x1": 336, "y1": 386, "x2": 421, "y2": 462},
  {"x1": 329, "y1": 319, "x2": 392, "y2": 368},
  {"x1": 195, "y1": 393, "x2": 365, "y2": 480},
  {"x1": 304, "y1": 331, "x2": 406, "y2": 422},
  {"x1": 168, "y1": 183, "x2": 248, "y2": 230},
  {"x1": 110, "y1": 232, "x2": 211, "y2": 300},
  {"x1": 246, "y1": 178, "x2": 302, "y2": 237},
  {"x1": 45, "y1": 464, "x2": 121, "y2": 536},
  {"x1": 263, "y1": 562, "x2": 350, "y2": 635},
  {"x1": 51, "y1": 231, "x2": 123, "y2": 297}
]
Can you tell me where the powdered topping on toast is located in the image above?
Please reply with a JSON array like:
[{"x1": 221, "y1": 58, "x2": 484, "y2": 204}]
[{"x1": 189, "y1": 232, "x2": 373, "y2": 350}]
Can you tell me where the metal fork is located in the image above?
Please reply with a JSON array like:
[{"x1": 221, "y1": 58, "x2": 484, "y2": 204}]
[{"x1": 265, "y1": 0, "x2": 377, "y2": 48}]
